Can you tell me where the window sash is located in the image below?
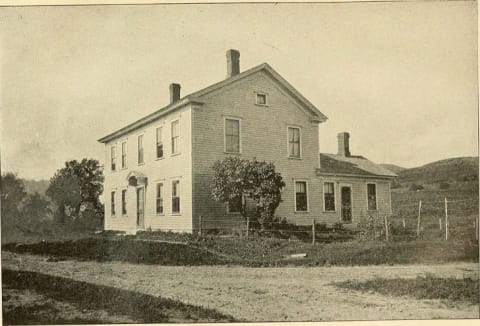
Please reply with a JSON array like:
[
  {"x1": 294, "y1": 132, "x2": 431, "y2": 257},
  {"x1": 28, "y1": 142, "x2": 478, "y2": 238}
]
[
  {"x1": 256, "y1": 94, "x2": 267, "y2": 105},
  {"x1": 111, "y1": 146, "x2": 116, "y2": 171},
  {"x1": 295, "y1": 181, "x2": 308, "y2": 212},
  {"x1": 288, "y1": 128, "x2": 300, "y2": 157},
  {"x1": 156, "y1": 183, "x2": 163, "y2": 214},
  {"x1": 156, "y1": 127, "x2": 163, "y2": 158},
  {"x1": 225, "y1": 119, "x2": 240, "y2": 153},
  {"x1": 138, "y1": 135, "x2": 144, "y2": 164},
  {"x1": 172, "y1": 181, "x2": 180, "y2": 213},
  {"x1": 367, "y1": 184, "x2": 377, "y2": 210},
  {"x1": 111, "y1": 191, "x2": 116, "y2": 216},
  {"x1": 121, "y1": 142, "x2": 127, "y2": 168},
  {"x1": 121, "y1": 190, "x2": 127, "y2": 215},
  {"x1": 324, "y1": 182, "x2": 335, "y2": 211},
  {"x1": 171, "y1": 121, "x2": 179, "y2": 154},
  {"x1": 228, "y1": 196, "x2": 242, "y2": 213}
]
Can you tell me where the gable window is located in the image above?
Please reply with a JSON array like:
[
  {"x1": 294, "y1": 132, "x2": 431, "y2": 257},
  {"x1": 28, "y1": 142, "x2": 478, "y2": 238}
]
[
  {"x1": 367, "y1": 183, "x2": 377, "y2": 210},
  {"x1": 156, "y1": 127, "x2": 164, "y2": 159},
  {"x1": 171, "y1": 120, "x2": 179, "y2": 155},
  {"x1": 111, "y1": 191, "x2": 116, "y2": 216},
  {"x1": 288, "y1": 127, "x2": 301, "y2": 158},
  {"x1": 225, "y1": 118, "x2": 240, "y2": 153},
  {"x1": 121, "y1": 141, "x2": 127, "y2": 169},
  {"x1": 256, "y1": 93, "x2": 267, "y2": 106},
  {"x1": 121, "y1": 189, "x2": 127, "y2": 215},
  {"x1": 156, "y1": 183, "x2": 164, "y2": 214},
  {"x1": 172, "y1": 180, "x2": 180, "y2": 213},
  {"x1": 138, "y1": 135, "x2": 144, "y2": 164},
  {"x1": 324, "y1": 182, "x2": 335, "y2": 212},
  {"x1": 110, "y1": 146, "x2": 116, "y2": 171},
  {"x1": 228, "y1": 196, "x2": 242, "y2": 214},
  {"x1": 295, "y1": 181, "x2": 308, "y2": 212}
]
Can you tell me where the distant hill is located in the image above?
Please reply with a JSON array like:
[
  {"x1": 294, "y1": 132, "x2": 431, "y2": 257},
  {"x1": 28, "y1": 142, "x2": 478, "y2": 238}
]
[
  {"x1": 396, "y1": 157, "x2": 478, "y2": 186},
  {"x1": 380, "y1": 164, "x2": 407, "y2": 174},
  {"x1": 22, "y1": 179, "x2": 50, "y2": 197}
]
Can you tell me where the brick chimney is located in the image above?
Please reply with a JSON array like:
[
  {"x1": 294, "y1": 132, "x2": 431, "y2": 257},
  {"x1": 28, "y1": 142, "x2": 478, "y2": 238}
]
[
  {"x1": 226, "y1": 49, "x2": 240, "y2": 78},
  {"x1": 337, "y1": 132, "x2": 351, "y2": 157},
  {"x1": 169, "y1": 83, "x2": 181, "y2": 103}
]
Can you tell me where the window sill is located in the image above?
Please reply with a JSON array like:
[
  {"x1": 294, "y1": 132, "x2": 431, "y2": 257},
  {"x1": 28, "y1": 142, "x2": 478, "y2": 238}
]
[
  {"x1": 138, "y1": 163, "x2": 145, "y2": 166},
  {"x1": 171, "y1": 213, "x2": 182, "y2": 216},
  {"x1": 224, "y1": 151, "x2": 241, "y2": 155},
  {"x1": 122, "y1": 214, "x2": 128, "y2": 217},
  {"x1": 171, "y1": 153, "x2": 181, "y2": 157},
  {"x1": 294, "y1": 210, "x2": 310, "y2": 214},
  {"x1": 120, "y1": 167, "x2": 128, "y2": 171},
  {"x1": 155, "y1": 157, "x2": 165, "y2": 161},
  {"x1": 323, "y1": 210, "x2": 336, "y2": 213},
  {"x1": 288, "y1": 156, "x2": 302, "y2": 160},
  {"x1": 156, "y1": 213, "x2": 165, "y2": 216},
  {"x1": 255, "y1": 103, "x2": 269, "y2": 107}
]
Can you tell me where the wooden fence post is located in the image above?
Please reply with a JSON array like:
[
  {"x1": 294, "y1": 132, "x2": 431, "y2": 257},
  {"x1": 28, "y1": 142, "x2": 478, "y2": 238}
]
[
  {"x1": 439, "y1": 218, "x2": 442, "y2": 231},
  {"x1": 402, "y1": 218, "x2": 406, "y2": 229},
  {"x1": 444, "y1": 198, "x2": 448, "y2": 241},
  {"x1": 417, "y1": 200, "x2": 422, "y2": 238},
  {"x1": 199, "y1": 215, "x2": 203, "y2": 236},
  {"x1": 312, "y1": 219, "x2": 316, "y2": 246},
  {"x1": 246, "y1": 216, "x2": 250, "y2": 238},
  {"x1": 384, "y1": 214, "x2": 389, "y2": 241}
]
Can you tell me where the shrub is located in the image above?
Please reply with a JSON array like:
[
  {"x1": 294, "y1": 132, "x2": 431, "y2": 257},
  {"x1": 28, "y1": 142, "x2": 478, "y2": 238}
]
[
  {"x1": 356, "y1": 212, "x2": 384, "y2": 241},
  {"x1": 409, "y1": 183, "x2": 424, "y2": 191},
  {"x1": 439, "y1": 182, "x2": 450, "y2": 190}
]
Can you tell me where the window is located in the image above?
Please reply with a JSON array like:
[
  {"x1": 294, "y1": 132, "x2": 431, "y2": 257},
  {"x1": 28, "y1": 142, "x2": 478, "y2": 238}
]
[
  {"x1": 288, "y1": 127, "x2": 301, "y2": 158},
  {"x1": 256, "y1": 93, "x2": 267, "y2": 105},
  {"x1": 121, "y1": 189, "x2": 127, "y2": 215},
  {"x1": 110, "y1": 146, "x2": 116, "y2": 171},
  {"x1": 138, "y1": 135, "x2": 144, "y2": 164},
  {"x1": 367, "y1": 183, "x2": 377, "y2": 210},
  {"x1": 156, "y1": 127, "x2": 163, "y2": 159},
  {"x1": 121, "y1": 142, "x2": 127, "y2": 169},
  {"x1": 111, "y1": 191, "x2": 116, "y2": 216},
  {"x1": 324, "y1": 182, "x2": 335, "y2": 211},
  {"x1": 295, "y1": 181, "x2": 308, "y2": 212},
  {"x1": 225, "y1": 118, "x2": 240, "y2": 153},
  {"x1": 172, "y1": 180, "x2": 180, "y2": 213},
  {"x1": 156, "y1": 183, "x2": 164, "y2": 214},
  {"x1": 171, "y1": 120, "x2": 179, "y2": 154},
  {"x1": 228, "y1": 196, "x2": 242, "y2": 214}
]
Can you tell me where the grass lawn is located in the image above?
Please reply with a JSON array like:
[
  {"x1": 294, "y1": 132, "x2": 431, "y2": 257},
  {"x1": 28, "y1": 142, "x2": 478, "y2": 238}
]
[
  {"x1": 2, "y1": 269, "x2": 235, "y2": 324},
  {"x1": 3, "y1": 233, "x2": 478, "y2": 267},
  {"x1": 335, "y1": 275, "x2": 479, "y2": 306}
]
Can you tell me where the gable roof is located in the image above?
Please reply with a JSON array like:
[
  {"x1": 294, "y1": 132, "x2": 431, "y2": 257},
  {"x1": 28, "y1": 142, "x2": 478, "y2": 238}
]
[
  {"x1": 98, "y1": 63, "x2": 327, "y2": 143},
  {"x1": 318, "y1": 153, "x2": 397, "y2": 179}
]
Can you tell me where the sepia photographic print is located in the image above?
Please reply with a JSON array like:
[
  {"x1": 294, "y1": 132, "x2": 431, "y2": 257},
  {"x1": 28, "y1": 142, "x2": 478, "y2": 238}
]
[{"x1": 0, "y1": 0, "x2": 478, "y2": 324}]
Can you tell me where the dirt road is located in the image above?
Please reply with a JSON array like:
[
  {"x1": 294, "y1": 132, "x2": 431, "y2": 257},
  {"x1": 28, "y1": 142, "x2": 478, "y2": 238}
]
[{"x1": 2, "y1": 252, "x2": 478, "y2": 321}]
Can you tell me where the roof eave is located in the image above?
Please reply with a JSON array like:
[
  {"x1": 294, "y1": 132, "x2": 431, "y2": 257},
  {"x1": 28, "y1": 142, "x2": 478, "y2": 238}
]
[
  {"x1": 316, "y1": 170, "x2": 397, "y2": 179},
  {"x1": 98, "y1": 97, "x2": 204, "y2": 143}
]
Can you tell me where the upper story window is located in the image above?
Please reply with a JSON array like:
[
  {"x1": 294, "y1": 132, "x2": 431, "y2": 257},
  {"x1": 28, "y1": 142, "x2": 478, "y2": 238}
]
[
  {"x1": 256, "y1": 93, "x2": 268, "y2": 106},
  {"x1": 121, "y1": 141, "x2": 127, "y2": 169},
  {"x1": 288, "y1": 127, "x2": 301, "y2": 158},
  {"x1": 367, "y1": 183, "x2": 377, "y2": 210},
  {"x1": 171, "y1": 120, "x2": 179, "y2": 155},
  {"x1": 110, "y1": 146, "x2": 116, "y2": 171},
  {"x1": 225, "y1": 118, "x2": 240, "y2": 153},
  {"x1": 138, "y1": 135, "x2": 144, "y2": 164},
  {"x1": 156, "y1": 127, "x2": 164, "y2": 159},
  {"x1": 324, "y1": 182, "x2": 335, "y2": 212},
  {"x1": 295, "y1": 181, "x2": 308, "y2": 212},
  {"x1": 172, "y1": 180, "x2": 180, "y2": 214}
]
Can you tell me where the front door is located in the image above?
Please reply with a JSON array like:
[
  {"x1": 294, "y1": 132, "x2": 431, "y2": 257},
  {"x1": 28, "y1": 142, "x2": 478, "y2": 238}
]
[
  {"x1": 341, "y1": 186, "x2": 352, "y2": 222},
  {"x1": 136, "y1": 187, "x2": 145, "y2": 229}
]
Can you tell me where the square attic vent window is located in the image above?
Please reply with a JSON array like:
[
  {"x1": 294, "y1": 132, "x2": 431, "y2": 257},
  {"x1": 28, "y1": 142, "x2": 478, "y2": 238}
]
[{"x1": 256, "y1": 93, "x2": 267, "y2": 106}]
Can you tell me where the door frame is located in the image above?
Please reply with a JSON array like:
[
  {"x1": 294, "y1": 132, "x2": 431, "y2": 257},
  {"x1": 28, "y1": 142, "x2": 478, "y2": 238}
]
[
  {"x1": 136, "y1": 185, "x2": 146, "y2": 230},
  {"x1": 339, "y1": 183, "x2": 353, "y2": 223}
]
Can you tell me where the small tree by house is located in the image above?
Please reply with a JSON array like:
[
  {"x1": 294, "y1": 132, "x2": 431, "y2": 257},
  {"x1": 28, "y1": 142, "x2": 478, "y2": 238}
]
[
  {"x1": 211, "y1": 157, "x2": 285, "y2": 228},
  {"x1": 46, "y1": 159, "x2": 104, "y2": 226}
]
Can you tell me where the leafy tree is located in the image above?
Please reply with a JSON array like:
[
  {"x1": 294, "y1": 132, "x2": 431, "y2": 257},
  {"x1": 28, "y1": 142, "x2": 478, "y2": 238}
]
[
  {"x1": 46, "y1": 159, "x2": 104, "y2": 224},
  {"x1": 211, "y1": 157, "x2": 285, "y2": 227},
  {"x1": 21, "y1": 192, "x2": 52, "y2": 228},
  {"x1": 1, "y1": 173, "x2": 27, "y2": 225}
]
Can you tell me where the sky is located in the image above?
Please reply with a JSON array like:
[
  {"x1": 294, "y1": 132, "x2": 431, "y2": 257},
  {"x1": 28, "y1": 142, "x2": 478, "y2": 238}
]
[{"x1": 0, "y1": 1, "x2": 478, "y2": 180}]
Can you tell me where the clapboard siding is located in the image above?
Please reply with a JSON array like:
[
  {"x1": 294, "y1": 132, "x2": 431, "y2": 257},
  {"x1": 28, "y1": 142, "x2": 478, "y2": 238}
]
[{"x1": 192, "y1": 71, "x2": 323, "y2": 226}]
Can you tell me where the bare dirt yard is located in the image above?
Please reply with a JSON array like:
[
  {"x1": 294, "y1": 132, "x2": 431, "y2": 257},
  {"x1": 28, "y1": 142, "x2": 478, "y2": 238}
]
[{"x1": 2, "y1": 251, "x2": 478, "y2": 322}]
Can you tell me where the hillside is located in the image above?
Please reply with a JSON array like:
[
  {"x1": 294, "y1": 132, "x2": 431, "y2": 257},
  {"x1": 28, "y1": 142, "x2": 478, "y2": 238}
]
[
  {"x1": 379, "y1": 164, "x2": 406, "y2": 174},
  {"x1": 22, "y1": 179, "x2": 50, "y2": 197},
  {"x1": 395, "y1": 156, "x2": 478, "y2": 187}
]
